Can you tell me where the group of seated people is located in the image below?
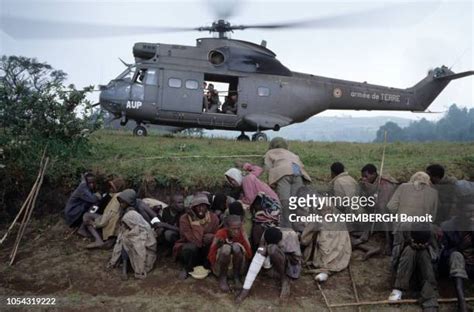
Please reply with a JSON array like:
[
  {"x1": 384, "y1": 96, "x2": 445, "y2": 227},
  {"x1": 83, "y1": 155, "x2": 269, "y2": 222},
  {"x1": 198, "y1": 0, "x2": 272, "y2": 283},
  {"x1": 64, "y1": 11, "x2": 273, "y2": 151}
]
[
  {"x1": 64, "y1": 137, "x2": 474, "y2": 311},
  {"x1": 202, "y1": 82, "x2": 238, "y2": 115}
]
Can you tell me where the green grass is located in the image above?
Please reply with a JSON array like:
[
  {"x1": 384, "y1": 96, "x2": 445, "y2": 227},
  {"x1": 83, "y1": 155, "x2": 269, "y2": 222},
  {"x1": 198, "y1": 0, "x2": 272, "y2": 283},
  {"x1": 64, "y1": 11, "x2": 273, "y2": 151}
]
[{"x1": 80, "y1": 131, "x2": 474, "y2": 190}]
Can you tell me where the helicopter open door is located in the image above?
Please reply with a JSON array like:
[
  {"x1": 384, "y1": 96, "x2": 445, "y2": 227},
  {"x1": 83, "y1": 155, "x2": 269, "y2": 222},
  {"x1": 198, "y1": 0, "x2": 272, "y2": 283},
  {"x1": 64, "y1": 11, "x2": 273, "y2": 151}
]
[{"x1": 160, "y1": 69, "x2": 202, "y2": 113}]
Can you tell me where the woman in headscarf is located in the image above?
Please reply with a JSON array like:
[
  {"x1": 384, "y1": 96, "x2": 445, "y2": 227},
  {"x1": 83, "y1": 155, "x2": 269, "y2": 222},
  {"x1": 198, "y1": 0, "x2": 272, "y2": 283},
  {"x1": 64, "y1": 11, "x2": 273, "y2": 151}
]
[
  {"x1": 263, "y1": 137, "x2": 311, "y2": 228},
  {"x1": 224, "y1": 166, "x2": 279, "y2": 207},
  {"x1": 108, "y1": 189, "x2": 157, "y2": 280}
]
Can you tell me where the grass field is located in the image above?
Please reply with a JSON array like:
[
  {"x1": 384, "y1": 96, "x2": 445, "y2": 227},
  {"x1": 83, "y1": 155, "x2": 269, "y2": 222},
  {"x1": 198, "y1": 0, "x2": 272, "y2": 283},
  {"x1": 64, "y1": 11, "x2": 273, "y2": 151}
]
[
  {"x1": 1, "y1": 131, "x2": 474, "y2": 311},
  {"x1": 84, "y1": 131, "x2": 474, "y2": 191}
]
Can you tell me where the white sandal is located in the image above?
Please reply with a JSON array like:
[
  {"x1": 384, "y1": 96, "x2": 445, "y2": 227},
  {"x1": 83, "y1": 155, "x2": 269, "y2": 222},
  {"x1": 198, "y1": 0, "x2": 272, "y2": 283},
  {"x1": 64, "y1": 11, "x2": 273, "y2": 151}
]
[{"x1": 388, "y1": 289, "x2": 402, "y2": 301}]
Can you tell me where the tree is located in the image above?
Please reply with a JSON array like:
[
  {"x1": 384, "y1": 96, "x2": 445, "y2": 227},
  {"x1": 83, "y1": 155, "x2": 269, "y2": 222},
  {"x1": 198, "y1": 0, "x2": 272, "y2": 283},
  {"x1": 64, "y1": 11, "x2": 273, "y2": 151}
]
[
  {"x1": 0, "y1": 55, "x2": 101, "y2": 141},
  {"x1": 0, "y1": 55, "x2": 103, "y2": 217},
  {"x1": 375, "y1": 121, "x2": 405, "y2": 142}
]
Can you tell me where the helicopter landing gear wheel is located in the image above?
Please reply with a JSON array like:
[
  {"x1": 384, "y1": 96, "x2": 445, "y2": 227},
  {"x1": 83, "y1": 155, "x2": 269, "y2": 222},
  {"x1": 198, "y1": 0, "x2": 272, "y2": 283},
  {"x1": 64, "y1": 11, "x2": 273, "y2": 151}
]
[
  {"x1": 133, "y1": 125, "x2": 148, "y2": 136},
  {"x1": 252, "y1": 132, "x2": 267, "y2": 142},
  {"x1": 237, "y1": 132, "x2": 250, "y2": 141}
]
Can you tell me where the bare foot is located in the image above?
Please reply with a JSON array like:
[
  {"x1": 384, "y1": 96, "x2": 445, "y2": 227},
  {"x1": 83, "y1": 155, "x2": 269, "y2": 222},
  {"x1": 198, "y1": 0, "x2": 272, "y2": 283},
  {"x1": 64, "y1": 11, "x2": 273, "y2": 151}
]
[
  {"x1": 235, "y1": 289, "x2": 250, "y2": 304},
  {"x1": 86, "y1": 241, "x2": 105, "y2": 249},
  {"x1": 280, "y1": 278, "x2": 290, "y2": 299},
  {"x1": 77, "y1": 227, "x2": 90, "y2": 238},
  {"x1": 362, "y1": 246, "x2": 381, "y2": 261},
  {"x1": 233, "y1": 276, "x2": 243, "y2": 290},
  {"x1": 219, "y1": 276, "x2": 230, "y2": 293},
  {"x1": 178, "y1": 270, "x2": 188, "y2": 280}
]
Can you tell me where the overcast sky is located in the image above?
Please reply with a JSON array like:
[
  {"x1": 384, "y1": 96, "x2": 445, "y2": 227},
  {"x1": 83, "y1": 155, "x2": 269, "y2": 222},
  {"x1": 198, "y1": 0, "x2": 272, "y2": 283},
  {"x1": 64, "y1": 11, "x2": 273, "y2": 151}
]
[{"x1": 1, "y1": 0, "x2": 472, "y2": 121}]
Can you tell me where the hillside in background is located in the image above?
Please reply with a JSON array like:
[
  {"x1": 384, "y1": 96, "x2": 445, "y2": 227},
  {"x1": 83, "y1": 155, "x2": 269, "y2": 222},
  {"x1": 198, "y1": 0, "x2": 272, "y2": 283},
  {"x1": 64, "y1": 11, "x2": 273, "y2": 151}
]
[{"x1": 106, "y1": 115, "x2": 413, "y2": 142}]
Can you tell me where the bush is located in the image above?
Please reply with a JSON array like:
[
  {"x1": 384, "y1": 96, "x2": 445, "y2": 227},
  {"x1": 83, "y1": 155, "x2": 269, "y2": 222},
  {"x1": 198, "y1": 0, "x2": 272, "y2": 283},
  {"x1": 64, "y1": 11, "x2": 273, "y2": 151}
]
[{"x1": 0, "y1": 55, "x2": 102, "y2": 220}]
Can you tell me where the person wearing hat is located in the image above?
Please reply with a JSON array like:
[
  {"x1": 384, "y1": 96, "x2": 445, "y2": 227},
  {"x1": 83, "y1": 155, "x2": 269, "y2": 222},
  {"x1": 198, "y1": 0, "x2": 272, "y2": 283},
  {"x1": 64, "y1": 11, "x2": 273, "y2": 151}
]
[
  {"x1": 82, "y1": 176, "x2": 127, "y2": 249},
  {"x1": 208, "y1": 215, "x2": 253, "y2": 292},
  {"x1": 438, "y1": 185, "x2": 474, "y2": 312},
  {"x1": 108, "y1": 189, "x2": 157, "y2": 280},
  {"x1": 263, "y1": 137, "x2": 311, "y2": 229},
  {"x1": 173, "y1": 193, "x2": 220, "y2": 280},
  {"x1": 236, "y1": 227, "x2": 301, "y2": 303}
]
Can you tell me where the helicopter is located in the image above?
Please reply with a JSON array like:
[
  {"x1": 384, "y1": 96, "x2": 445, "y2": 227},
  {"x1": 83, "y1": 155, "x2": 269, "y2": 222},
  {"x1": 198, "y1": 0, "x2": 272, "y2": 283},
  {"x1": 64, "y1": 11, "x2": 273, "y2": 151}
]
[{"x1": 2, "y1": 2, "x2": 473, "y2": 141}]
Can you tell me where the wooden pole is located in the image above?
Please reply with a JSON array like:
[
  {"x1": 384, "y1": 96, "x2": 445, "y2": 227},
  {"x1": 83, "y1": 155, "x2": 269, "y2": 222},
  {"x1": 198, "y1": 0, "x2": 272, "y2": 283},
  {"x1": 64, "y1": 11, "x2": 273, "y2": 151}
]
[
  {"x1": 317, "y1": 282, "x2": 333, "y2": 312},
  {"x1": 348, "y1": 265, "x2": 362, "y2": 312},
  {"x1": 9, "y1": 156, "x2": 49, "y2": 265},
  {"x1": 329, "y1": 297, "x2": 474, "y2": 308},
  {"x1": 0, "y1": 150, "x2": 47, "y2": 246},
  {"x1": 370, "y1": 130, "x2": 388, "y2": 234}
]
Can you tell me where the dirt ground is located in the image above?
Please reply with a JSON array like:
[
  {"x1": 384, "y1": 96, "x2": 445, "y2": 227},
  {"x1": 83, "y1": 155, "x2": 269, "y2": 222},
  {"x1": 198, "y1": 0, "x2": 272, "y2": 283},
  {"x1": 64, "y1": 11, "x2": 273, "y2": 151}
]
[{"x1": 1, "y1": 216, "x2": 473, "y2": 312}]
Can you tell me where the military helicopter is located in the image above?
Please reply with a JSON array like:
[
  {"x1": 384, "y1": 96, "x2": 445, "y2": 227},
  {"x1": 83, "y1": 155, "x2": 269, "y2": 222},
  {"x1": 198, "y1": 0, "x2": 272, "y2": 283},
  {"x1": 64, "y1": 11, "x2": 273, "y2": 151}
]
[{"x1": 3, "y1": 2, "x2": 473, "y2": 140}]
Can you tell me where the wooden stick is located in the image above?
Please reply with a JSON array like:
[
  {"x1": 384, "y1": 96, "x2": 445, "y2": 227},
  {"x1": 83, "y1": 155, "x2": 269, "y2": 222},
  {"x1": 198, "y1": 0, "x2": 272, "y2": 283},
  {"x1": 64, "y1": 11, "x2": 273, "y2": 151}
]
[
  {"x1": 348, "y1": 265, "x2": 362, "y2": 312},
  {"x1": 9, "y1": 156, "x2": 49, "y2": 265},
  {"x1": 317, "y1": 282, "x2": 333, "y2": 312},
  {"x1": 0, "y1": 151, "x2": 47, "y2": 245},
  {"x1": 329, "y1": 297, "x2": 474, "y2": 308},
  {"x1": 9, "y1": 157, "x2": 46, "y2": 263},
  {"x1": 370, "y1": 130, "x2": 388, "y2": 234}
]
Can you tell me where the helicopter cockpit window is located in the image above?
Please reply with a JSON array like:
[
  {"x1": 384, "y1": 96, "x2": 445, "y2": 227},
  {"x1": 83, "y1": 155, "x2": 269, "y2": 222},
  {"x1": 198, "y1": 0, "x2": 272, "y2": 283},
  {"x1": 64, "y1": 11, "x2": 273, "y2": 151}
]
[
  {"x1": 185, "y1": 80, "x2": 199, "y2": 90},
  {"x1": 168, "y1": 78, "x2": 182, "y2": 88},
  {"x1": 116, "y1": 67, "x2": 136, "y2": 81},
  {"x1": 257, "y1": 87, "x2": 270, "y2": 97},
  {"x1": 145, "y1": 69, "x2": 158, "y2": 85}
]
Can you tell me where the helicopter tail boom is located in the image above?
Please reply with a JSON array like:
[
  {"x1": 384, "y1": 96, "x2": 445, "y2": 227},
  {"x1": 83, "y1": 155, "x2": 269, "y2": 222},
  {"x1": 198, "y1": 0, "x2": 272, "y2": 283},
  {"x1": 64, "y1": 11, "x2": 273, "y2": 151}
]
[{"x1": 326, "y1": 66, "x2": 472, "y2": 113}]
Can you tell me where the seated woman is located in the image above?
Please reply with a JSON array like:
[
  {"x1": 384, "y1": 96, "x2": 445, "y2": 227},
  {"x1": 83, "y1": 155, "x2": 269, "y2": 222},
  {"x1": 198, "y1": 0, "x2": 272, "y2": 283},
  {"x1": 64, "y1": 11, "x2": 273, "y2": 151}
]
[
  {"x1": 108, "y1": 189, "x2": 157, "y2": 280},
  {"x1": 299, "y1": 191, "x2": 351, "y2": 283}
]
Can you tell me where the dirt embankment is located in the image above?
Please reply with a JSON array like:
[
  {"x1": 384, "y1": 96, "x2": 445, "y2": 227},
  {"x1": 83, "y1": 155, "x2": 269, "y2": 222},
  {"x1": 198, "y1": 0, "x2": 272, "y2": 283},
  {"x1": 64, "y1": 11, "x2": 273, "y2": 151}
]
[{"x1": 1, "y1": 216, "x2": 472, "y2": 311}]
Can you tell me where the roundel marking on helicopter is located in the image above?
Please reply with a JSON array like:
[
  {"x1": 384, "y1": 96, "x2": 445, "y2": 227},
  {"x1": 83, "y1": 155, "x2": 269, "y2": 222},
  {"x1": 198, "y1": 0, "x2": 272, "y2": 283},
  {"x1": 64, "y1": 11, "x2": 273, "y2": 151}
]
[{"x1": 333, "y1": 88, "x2": 342, "y2": 98}]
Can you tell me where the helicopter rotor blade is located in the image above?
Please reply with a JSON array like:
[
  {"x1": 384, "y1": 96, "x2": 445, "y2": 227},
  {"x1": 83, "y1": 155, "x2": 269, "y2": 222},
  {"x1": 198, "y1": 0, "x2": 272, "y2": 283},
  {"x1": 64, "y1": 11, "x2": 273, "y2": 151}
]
[
  {"x1": 0, "y1": 15, "x2": 198, "y2": 40},
  {"x1": 232, "y1": 2, "x2": 439, "y2": 31},
  {"x1": 207, "y1": 0, "x2": 242, "y2": 20}
]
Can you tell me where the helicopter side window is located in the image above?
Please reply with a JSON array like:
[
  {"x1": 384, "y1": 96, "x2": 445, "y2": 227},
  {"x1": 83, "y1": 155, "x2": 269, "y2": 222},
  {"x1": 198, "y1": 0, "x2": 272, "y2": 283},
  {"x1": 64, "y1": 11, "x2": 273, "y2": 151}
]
[
  {"x1": 145, "y1": 69, "x2": 158, "y2": 85},
  {"x1": 257, "y1": 87, "x2": 270, "y2": 97},
  {"x1": 168, "y1": 78, "x2": 182, "y2": 88},
  {"x1": 185, "y1": 80, "x2": 199, "y2": 90}
]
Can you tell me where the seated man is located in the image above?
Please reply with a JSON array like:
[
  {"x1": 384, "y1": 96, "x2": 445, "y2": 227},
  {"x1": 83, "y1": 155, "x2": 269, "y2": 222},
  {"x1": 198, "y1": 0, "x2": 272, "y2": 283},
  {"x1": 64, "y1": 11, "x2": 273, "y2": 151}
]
[
  {"x1": 359, "y1": 163, "x2": 398, "y2": 257},
  {"x1": 438, "y1": 187, "x2": 474, "y2": 312},
  {"x1": 64, "y1": 173, "x2": 100, "y2": 230},
  {"x1": 208, "y1": 215, "x2": 253, "y2": 292},
  {"x1": 388, "y1": 223, "x2": 439, "y2": 312},
  {"x1": 173, "y1": 193, "x2": 219, "y2": 280},
  {"x1": 155, "y1": 194, "x2": 185, "y2": 254},
  {"x1": 82, "y1": 177, "x2": 126, "y2": 249},
  {"x1": 108, "y1": 189, "x2": 157, "y2": 280},
  {"x1": 221, "y1": 92, "x2": 238, "y2": 114},
  {"x1": 388, "y1": 172, "x2": 439, "y2": 312},
  {"x1": 206, "y1": 83, "x2": 220, "y2": 113},
  {"x1": 236, "y1": 227, "x2": 302, "y2": 303}
]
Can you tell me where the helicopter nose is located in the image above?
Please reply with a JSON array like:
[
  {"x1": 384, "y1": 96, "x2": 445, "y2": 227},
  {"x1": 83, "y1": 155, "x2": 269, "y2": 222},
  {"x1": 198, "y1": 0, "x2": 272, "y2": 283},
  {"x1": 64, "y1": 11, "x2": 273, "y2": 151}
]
[{"x1": 99, "y1": 81, "x2": 130, "y2": 114}]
